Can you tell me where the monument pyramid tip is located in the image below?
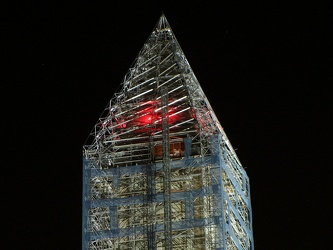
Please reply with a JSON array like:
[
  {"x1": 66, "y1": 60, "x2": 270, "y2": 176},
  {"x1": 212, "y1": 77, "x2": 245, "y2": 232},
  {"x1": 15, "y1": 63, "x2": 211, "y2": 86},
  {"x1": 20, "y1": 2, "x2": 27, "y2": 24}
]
[{"x1": 155, "y1": 13, "x2": 171, "y2": 30}]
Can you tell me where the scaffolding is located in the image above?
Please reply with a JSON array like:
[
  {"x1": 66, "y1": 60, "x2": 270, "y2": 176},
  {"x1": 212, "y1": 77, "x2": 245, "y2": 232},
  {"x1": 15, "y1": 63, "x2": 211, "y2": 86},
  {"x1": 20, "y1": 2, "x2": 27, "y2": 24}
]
[{"x1": 83, "y1": 15, "x2": 254, "y2": 249}]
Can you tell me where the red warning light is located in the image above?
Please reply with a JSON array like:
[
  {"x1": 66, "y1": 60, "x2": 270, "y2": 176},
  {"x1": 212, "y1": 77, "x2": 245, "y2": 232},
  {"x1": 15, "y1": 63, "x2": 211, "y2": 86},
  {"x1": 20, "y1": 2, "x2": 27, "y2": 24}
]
[
  {"x1": 136, "y1": 114, "x2": 154, "y2": 125},
  {"x1": 129, "y1": 104, "x2": 192, "y2": 130},
  {"x1": 143, "y1": 115, "x2": 153, "y2": 124}
]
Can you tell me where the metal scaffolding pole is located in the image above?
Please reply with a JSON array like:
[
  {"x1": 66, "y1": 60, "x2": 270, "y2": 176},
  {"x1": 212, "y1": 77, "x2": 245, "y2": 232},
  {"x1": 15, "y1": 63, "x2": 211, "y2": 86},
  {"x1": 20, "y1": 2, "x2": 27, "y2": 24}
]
[{"x1": 161, "y1": 86, "x2": 172, "y2": 250}]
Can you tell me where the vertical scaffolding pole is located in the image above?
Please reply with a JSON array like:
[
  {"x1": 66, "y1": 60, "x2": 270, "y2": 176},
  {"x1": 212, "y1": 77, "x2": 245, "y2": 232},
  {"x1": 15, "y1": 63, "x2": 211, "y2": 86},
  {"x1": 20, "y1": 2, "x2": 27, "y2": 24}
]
[
  {"x1": 161, "y1": 86, "x2": 172, "y2": 250},
  {"x1": 82, "y1": 158, "x2": 91, "y2": 250},
  {"x1": 147, "y1": 162, "x2": 156, "y2": 250}
]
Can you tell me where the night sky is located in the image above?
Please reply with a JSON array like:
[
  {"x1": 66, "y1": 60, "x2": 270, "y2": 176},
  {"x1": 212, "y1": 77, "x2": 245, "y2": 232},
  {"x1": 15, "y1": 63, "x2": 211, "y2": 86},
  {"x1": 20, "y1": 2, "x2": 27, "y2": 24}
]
[{"x1": 4, "y1": 1, "x2": 332, "y2": 249}]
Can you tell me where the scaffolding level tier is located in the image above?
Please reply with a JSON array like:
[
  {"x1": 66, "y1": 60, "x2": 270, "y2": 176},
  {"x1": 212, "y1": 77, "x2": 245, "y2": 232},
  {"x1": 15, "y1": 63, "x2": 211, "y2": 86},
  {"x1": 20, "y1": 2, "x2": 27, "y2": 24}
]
[{"x1": 83, "y1": 14, "x2": 254, "y2": 250}]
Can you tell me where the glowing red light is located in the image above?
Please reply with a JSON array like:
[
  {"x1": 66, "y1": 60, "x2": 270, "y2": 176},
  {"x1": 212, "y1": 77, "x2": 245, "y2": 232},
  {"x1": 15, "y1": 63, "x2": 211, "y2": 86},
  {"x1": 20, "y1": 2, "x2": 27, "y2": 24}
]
[
  {"x1": 138, "y1": 115, "x2": 153, "y2": 124},
  {"x1": 144, "y1": 115, "x2": 152, "y2": 123}
]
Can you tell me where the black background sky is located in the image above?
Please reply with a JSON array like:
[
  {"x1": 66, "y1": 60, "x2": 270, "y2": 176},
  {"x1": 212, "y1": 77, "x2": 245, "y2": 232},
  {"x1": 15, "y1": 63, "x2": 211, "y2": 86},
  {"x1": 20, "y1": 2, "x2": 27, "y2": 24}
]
[{"x1": 4, "y1": 1, "x2": 332, "y2": 249}]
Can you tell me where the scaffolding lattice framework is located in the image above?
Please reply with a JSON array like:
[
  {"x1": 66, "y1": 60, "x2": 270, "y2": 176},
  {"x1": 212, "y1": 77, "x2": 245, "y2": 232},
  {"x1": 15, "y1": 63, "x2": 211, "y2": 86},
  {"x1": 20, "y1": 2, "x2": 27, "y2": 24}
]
[{"x1": 83, "y1": 15, "x2": 254, "y2": 249}]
